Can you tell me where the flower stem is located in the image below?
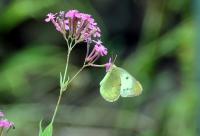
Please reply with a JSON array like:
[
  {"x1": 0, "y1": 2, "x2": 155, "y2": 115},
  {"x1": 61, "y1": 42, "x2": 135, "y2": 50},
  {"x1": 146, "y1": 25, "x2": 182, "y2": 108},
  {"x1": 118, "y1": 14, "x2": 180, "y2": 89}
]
[
  {"x1": 89, "y1": 63, "x2": 106, "y2": 67},
  {"x1": 68, "y1": 65, "x2": 86, "y2": 85},
  {"x1": 51, "y1": 90, "x2": 63, "y2": 124},
  {"x1": 62, "y1": 35, "x2": 73, "y2": 84},
  {"x1": 51, "y1": 35, "x2": 72, "y2": 124},
  {"x1": 62, "y1": 48, "x2": 71, "y2": 85},
  {"x1": 0, "y1": 128, "x2": 3, "y2": 136},
  {"x1": 50, "y1": 35, "x2": 88, "y2": 124},
  {"x1": 67, "y1": 42, "x2": 91, "y2": 84}
]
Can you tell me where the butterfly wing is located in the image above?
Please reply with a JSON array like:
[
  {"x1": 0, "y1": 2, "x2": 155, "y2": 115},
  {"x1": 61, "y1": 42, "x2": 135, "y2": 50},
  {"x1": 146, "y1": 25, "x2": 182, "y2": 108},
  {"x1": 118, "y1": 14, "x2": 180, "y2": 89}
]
[
  {"x1": 133, "y1": 80, "x2": 143, "y2": 96},
  {"x1": 100, "y1": 66, "x2": 121, "y2": 102},
  {"x1": 116, "y1": 67, "x2": 143, "y2": 97}
]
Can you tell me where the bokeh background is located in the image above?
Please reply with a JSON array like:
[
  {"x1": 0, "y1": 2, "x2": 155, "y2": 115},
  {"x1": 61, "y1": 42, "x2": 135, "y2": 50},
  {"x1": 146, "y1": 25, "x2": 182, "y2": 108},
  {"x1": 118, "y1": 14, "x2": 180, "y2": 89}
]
[{"x1": 0, "y1": 0, "x2": 198, "y2": 136}]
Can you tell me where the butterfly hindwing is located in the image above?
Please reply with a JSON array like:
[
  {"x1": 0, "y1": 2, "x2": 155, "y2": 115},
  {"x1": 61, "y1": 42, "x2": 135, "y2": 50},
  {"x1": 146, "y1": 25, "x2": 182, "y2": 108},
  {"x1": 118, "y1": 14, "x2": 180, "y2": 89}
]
[
  {"x1": 133, "y1": 81, "x2": 143, "y2": 96},
  {"x1": 116, "y1": 67, "x2": 143, "y2": 97}
]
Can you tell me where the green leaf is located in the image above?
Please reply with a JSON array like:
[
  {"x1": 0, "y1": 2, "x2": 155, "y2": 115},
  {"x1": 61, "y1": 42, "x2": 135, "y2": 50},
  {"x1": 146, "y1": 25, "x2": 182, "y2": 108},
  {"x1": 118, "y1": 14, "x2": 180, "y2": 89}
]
[
  {"x1": 42, "y1": 123, "x2": 53, "y2": 136},
  {"x1": 39, "y1": 120, "x2": 43, "y2": 136}
]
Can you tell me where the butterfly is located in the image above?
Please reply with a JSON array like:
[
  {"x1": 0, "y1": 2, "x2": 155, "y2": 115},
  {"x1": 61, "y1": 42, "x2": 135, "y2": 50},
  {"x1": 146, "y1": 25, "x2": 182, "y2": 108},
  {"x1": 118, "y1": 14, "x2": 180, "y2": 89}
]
[{"x1": 100, "y1": 65, "x2": 143, "y2": 102}]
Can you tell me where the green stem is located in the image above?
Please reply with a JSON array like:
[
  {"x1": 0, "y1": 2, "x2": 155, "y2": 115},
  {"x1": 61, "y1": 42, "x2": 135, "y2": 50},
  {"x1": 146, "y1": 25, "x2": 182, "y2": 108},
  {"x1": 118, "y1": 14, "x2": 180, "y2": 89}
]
[
  {"x1": 0, "y1": 128, "x2": 3, "y2": 136},
  {"x1": 62, "y1": 35, "x2": 73, "y2": 84},
  {"x1": 62, "y1": 48, "x2": 71, "y2": 85},
  {"x1": 63, "y1": 34, "x2": 70, "y2": 49},
  {"x1": 67, "y1": 42, "x2": 90, "y2": 84},
  {"x1": 68, "y1": 65, "x2": 86, "y2": 85},
  {"x1": 51, "y1": 90, "x2": 62, "y2": 124},
  {"x1": 89, "y1": 63, "x2": 106, "y2": 67},
  {"x1": 50, "y1": 35, "x2": 88, "y2": 124},
  {"x1": 51, "y1": 35, "x2": 72, "y2": 124}
]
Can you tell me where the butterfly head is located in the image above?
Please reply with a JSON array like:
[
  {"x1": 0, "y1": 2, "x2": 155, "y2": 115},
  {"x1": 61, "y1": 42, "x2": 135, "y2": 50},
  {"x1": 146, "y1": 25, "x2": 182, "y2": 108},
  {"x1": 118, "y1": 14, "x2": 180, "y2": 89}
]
[{"x1": 105, "y1": 55, "x2": 117, "y2": 72}]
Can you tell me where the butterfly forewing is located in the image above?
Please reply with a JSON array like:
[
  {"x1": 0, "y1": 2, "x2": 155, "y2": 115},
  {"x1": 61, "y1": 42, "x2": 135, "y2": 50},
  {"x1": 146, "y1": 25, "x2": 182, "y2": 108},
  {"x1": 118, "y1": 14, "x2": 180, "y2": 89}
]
[{"x1": 100, "y1": 66, "x2": 121, "y2": 102}]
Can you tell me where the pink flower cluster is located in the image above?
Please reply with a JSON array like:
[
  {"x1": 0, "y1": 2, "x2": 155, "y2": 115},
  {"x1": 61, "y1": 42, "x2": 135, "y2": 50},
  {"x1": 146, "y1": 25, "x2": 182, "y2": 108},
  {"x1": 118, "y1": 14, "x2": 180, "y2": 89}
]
[
  {"x1": 86, "y1": 40, "x2": 108, "y2": 63},
  {"x1": 45, "y1": 9, "x2": 111, "y2": 72},
  {"x1": 0, "y1": 111, "x2": 14, "y2": 129},
  {"x1": 0, "y1": 120, "x2": 14, "y2": 129},
  {"x1": 45, "y1": 10, "x2": 101, "y2": 42}
]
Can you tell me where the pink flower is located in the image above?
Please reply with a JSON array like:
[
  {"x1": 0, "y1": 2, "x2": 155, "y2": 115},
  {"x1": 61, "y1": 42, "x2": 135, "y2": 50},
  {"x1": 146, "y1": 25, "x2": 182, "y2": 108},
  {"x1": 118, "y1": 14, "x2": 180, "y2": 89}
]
[
  {"x1": 65, "y1": 10, "x2": 79, "y2": 18},
  {"x1": 80, "y1": 13, "x2": 91, "y2": 21},
  {"x1": 105, "y1": 58, "x2": 112, "y2": 72},
  {"x1": 0, "y1": 119, "x2": 14, "y2": 129},
  {"x1": 93, "y1": 31, "x2": 101, "y2": 38},
  {"x1": 0, "y1": 112, "x2": 4, "y2": 118},
  {"x1": 45, "y1": 13, "x2": 56, "y2": 22},
  {"x1": 86, "y1": 40, "x2": 108, "y2": 63},
  {"x1": 94, "y1": 41, "x2": 107, "y2": 56}
]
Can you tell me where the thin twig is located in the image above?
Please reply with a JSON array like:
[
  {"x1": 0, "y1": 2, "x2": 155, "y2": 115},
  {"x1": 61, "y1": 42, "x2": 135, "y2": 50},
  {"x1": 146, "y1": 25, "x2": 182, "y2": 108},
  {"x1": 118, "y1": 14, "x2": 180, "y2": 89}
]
[
  {"x1": 88, "y1": 63, "x2": 105, "y2": 67},
  {"x1": 51, "y1": 35, "x2": 74, "y2": 124},
  {"x1": 63, "y1": 34, "x2": 70, "y2": 49},
  {"x1": 0, "y1": 128, "x2": 3, "y2": 136},
  {"x1": 67, "y1": 42, "x2": 91, "y2": 85},
  {"x1": 67, "y1": 65, "x2": 86, "y2": 85},
  {"x1": 84, "y1": 42, "x2": 90, "y2": 63},
  {"x1": 51, "y1": 90, "x2": 63, "y2": 123}
]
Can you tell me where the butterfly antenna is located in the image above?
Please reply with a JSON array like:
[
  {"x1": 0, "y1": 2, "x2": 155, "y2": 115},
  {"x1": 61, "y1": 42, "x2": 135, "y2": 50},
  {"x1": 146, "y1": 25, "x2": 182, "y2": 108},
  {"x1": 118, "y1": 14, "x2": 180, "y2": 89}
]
[
  {"x1": 110, "y1": 55, "x2": 117, "y2": 68},
  {"x1": 113, "y1": 55, "x2": 117, "y2": 64}
]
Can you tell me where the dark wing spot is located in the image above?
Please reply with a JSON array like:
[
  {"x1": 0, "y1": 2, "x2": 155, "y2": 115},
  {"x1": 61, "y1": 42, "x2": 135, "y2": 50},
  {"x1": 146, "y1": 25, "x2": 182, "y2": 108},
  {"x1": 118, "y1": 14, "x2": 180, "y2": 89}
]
[{"x1": 126, "y1": 77, "x2": 129, "y2": 80}]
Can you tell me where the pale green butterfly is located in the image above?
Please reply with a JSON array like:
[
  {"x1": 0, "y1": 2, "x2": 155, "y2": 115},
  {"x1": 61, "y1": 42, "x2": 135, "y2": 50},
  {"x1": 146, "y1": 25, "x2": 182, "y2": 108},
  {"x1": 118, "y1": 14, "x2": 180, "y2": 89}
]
[{"x1": 100, "y1": 65, "x2": 143, "y2": 102}]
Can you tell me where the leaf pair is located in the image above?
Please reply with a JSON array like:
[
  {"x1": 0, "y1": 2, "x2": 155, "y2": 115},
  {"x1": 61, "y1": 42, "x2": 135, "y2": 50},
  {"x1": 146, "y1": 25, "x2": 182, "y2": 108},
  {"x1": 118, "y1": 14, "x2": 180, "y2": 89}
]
[
  {"x1": 100, "y1": 65, "x2": 143, "y2": 102},
  {"x1": 39, "y1": 121, "x2": 53, "y2": 136}
]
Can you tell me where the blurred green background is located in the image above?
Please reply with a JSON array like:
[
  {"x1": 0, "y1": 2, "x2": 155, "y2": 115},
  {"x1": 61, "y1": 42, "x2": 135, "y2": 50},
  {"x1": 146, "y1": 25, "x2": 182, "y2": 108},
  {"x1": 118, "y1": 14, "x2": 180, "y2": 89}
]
[{"x1": 0, "y1": 0, "x2": 198, "y2": 136}]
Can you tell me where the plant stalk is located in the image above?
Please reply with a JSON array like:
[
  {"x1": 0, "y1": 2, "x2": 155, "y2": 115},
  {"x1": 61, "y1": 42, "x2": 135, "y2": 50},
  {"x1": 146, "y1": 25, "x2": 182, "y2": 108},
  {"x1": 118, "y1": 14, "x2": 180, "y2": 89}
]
[
  {"x1": 51, "y1": 90, "x2": 62, "y2": 124},
  {"x1": 51, "y1": 35, "x2": 72, "y2": 124}
]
